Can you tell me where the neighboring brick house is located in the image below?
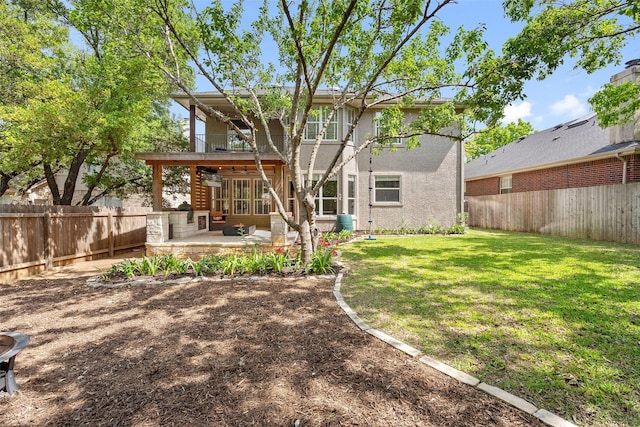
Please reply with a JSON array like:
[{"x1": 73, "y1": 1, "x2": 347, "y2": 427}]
[{"x1": 465, "y1": 63, "x2": 640, "y2": 197}]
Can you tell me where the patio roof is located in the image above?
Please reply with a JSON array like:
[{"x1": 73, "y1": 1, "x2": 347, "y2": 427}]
[{"x1": 134, "y1": 152, "x2": 284, "y2": 167}]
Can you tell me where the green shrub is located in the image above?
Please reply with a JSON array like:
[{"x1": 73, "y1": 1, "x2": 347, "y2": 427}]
[
  {"x1": 120, "y1": 259, "x2": 138, "y2": 279},
  {"x1": 139, "y1": 256, "x2": 160, "y2": 276},
  {"x1": 337, "y1": 229, "x2": 353, "y2": 240},
  {"x1": 187, "y1": 258, "x2": 206, "y2": 276},
  {"x1": 306, "y1": 247, "x2": 335, "y2": 274},
  {"x1": 200, "y1": 255, "x2": 224, "y2": 274},
  {"x1": 266, "y1": 251, "x2": 289, "y2": 274},
  {"x1": 221, "y1": 254, "x2": 243, "y2": 275},
  {"x1": 102, "y1": 246, "x2": 340, "y2": 280},
  {"x1": 444, "y1": 212, "x2": 468, "y2": 235},
  {"x1": 160, "y1": 254, "x2": 182, "y2": 276},
  {"x1": 322, "y1": 231, "x2": 337, "y2": 242}
]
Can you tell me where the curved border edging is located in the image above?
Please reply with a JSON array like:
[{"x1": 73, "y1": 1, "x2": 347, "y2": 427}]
[{"x1": 333, "y1": 272, "x2": 577, "y2": 427}]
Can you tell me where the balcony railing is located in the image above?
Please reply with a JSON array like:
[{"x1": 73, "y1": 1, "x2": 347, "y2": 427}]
[{"x1": 195, "y1": 134, "x2": 287, "y2": 154}]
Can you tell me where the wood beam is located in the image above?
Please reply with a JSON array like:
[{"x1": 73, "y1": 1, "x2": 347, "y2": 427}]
[
  {"x1": 189, "y1": 165, "x2": 197, "y2": 206},
  {"x1": 152, "y1": 163, "x2": 163, "y2": 211}
]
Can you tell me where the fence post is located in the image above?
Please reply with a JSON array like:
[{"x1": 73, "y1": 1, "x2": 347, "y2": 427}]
[
  {"x1": 108, "y1": 211, "x2": 114, "y2": 257},
  {"x1": 43, "y1": 212, "x2": 53, "y2": 270}
]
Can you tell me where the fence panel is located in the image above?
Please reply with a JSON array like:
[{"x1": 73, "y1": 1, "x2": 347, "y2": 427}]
[
  {"x1": 0, "y1": 206, "x2": 150, "y2": 282},
  {"x1": 466, "y1": 182, "x2": 640, "y2": 245}
]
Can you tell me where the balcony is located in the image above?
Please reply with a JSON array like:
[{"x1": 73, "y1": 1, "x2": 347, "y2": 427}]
[{"x1": 195, "y1": 134, "x2": 287, "y2": 154}]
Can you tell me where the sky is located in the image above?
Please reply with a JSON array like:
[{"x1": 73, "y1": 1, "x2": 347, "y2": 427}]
[
  {"x1": 444, "y1": 0, "x2": 639, "y2": 131},
  {"x1": 175, "y1": 0, "x2": 640, "y2": 133}
]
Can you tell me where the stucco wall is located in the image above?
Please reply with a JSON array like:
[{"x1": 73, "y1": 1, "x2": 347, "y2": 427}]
[
  {"x1": 358, "y1": 137, "x2": 459, "y2": 230},
  {"x1": 199, "y1": 106, "x2": 462, "y2": 231}
]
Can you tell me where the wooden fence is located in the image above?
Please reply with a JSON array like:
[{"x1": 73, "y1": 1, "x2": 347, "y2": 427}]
[
  {"x1": 466, "y1": 182, "x2": 640, "y2": 245},
  {"x1": 0, "y1": 205, "x2": 151, "y2": 283}
]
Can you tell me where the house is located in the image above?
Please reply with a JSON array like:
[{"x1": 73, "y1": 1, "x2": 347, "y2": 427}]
[
  {"x1": 2, "y1": 166, "x2": 125, "y2": 207},
  {"x1": 465, "y1": 63, "x2": 640, "y2": 196},
  {"x1": 135, "y1": 91, "x2": 464, "y2": 251}
]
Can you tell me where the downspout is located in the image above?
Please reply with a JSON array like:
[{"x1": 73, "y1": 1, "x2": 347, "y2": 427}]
[
  {"x1": 457, "y1": 138, "x2": 464, "y2": 214},
  {"x1": 615, "y1": 153, "x2": 628, "y2": 184}
]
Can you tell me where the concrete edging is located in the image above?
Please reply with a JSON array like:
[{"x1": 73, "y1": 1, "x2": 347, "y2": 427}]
[{"x1": 333, "y1": 272, "x2": 577, "y2": 427}]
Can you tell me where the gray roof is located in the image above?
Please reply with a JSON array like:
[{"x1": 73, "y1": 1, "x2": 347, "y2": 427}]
[{"x1": 465, "y1": 114, "x2": 640, "y2": 180}]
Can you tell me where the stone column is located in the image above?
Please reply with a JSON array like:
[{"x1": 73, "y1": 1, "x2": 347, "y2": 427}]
[
  {"x1": 147, "y1": 212, "x2": 170, "y2": 243},
  {"x1": 270, "y1": 212, "x2": 288, "y2": 246}
]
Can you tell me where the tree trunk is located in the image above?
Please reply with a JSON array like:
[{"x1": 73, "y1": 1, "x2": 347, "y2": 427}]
[
  {"x1": 0, "y1": 173, "x2": 12, "y2": 198},
  {"x1": 298, "y1": 196, "x2": 319, "y2": 264},
  {"x1": 60, "y1": 148, "x2": 89, "y2": 205},
  {"x1": 43, "y1": 163, "x2": 61, "y2": 205},
  {"x1": 80, "y1": 151, "x2": 116, "y2": 205}
]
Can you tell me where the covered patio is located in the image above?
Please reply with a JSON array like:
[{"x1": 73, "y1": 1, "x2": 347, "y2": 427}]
[
  {"x1": 134, "y1": 98, "x2": 299, "y2": 258},
  {"x1": 134, "y1": 151, "x2": 295, "y2": 257}
]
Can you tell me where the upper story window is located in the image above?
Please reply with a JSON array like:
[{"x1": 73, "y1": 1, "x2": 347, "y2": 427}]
[
  {"x1": 228, "y1": 120, "x2": 250, "y2": 151},
  {"x1": 500, "y1": 175, "x2": 512, "y2": 194},
  {"x1": 374, "y1": 112, "x2": 401, "y2": 145},
  {"x1": 304, "y1": 108, "x2": 338, "y2": 141},
  {"x1": 346, "y1": 108, "x2": 356, "y2": 143}
]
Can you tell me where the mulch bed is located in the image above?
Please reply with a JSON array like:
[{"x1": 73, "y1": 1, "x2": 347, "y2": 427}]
[{"x1": 0, "y1": 274, "x2": 544, "y2": 426}]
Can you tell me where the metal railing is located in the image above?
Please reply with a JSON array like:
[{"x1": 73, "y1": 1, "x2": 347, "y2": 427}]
[{"x1": 195, "y1": 134, "x2": 287, "y2": 154}]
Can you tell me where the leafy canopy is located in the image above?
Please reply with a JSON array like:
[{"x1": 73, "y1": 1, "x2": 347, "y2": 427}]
[
  {"x1": 503, "y1": 0, "x2": 640, "y2": 126},
  {"x1": 0, "y1": 0, "x2": 186, "y2": 204},
  {"x1": 72, "y1": 0, "x2": 525, "y2": 259},
  {"x1": 465, "y1": 119, "x2": 535, "y2": 162}
]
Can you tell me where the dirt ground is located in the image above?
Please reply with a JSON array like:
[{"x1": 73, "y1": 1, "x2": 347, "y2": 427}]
[{"x1": 1, "y1": 273, "x2": 545, "y2": 426}]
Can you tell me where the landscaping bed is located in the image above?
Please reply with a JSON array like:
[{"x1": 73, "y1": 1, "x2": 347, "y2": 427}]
[{"x1": 0, "y1": 273, "x2": 542, "y2": 426}]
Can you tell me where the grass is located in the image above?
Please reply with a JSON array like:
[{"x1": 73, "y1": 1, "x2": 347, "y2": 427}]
[{"x1": 340, "y1": 229, "x2": 640, "y2": 427}]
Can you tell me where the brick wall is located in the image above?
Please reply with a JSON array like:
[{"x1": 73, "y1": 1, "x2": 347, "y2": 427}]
[
  {"x1": 629, "y1": 154, "x2": 640, "y2": 182},
  {"x1": 465, "y1": 177, "x2": 500, "y2": 196},
  {"x1": 465, "y1": 154, "x2": 640, "y2": 196}
]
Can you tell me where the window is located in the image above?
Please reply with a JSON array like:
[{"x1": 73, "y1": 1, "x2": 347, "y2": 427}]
[
  {"x1": 212, "y1": 178, "x2": 229, "y2": 214},
  {"x1": 374, "y1": 176, "x2": 401, "y2": 203},
  {"x1": 312, "y1": 174, "x2": 338, "y2": 216},
  {"x1": 232, "y1": 179, "x2": 251, "y2": 215},
  {"x1": 288, "y1": 181, "x2": 296, "y2": 214},
  {"x1": 254, "y1": 179, "x2": 273, "y2": 215},
  {"x1": 304, "y1": 108, "x2": 338, "y2": 141},
  {"x1": 227, "y1": 120, "x2": 250, "y2": 151},
  {"x1": 374, "y1": 112, "x2": 401, "y2": 145},
  {"x1": 346, "y1": 108, "x2": 356, "y2": 143},
  {"x1": 348, "y1": 175, "x2": 356, "y2": 215},
  {"x1": 500, "y1": 175, "x2": 512, "y2": 194}
]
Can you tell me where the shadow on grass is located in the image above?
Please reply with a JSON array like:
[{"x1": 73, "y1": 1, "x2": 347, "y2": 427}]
[
  {"x1": 341, "y1": 231, "x2": 640, "y2": 426},
  {"x1": 0, "y1": 275, "x2": 542, "y2": 426}
]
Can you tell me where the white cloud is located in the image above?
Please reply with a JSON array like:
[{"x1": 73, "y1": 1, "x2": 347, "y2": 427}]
[
  {"x1": 550, "y1": 94, "x2": 587, "y2": 117},
  {"x1": 502, "y1": 101, "x2": 532, "y2": 123}
]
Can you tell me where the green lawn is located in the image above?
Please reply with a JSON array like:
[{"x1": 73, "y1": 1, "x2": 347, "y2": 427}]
[{"x1": 340, "y1": 229, "x2": 640, "y2": 427}]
